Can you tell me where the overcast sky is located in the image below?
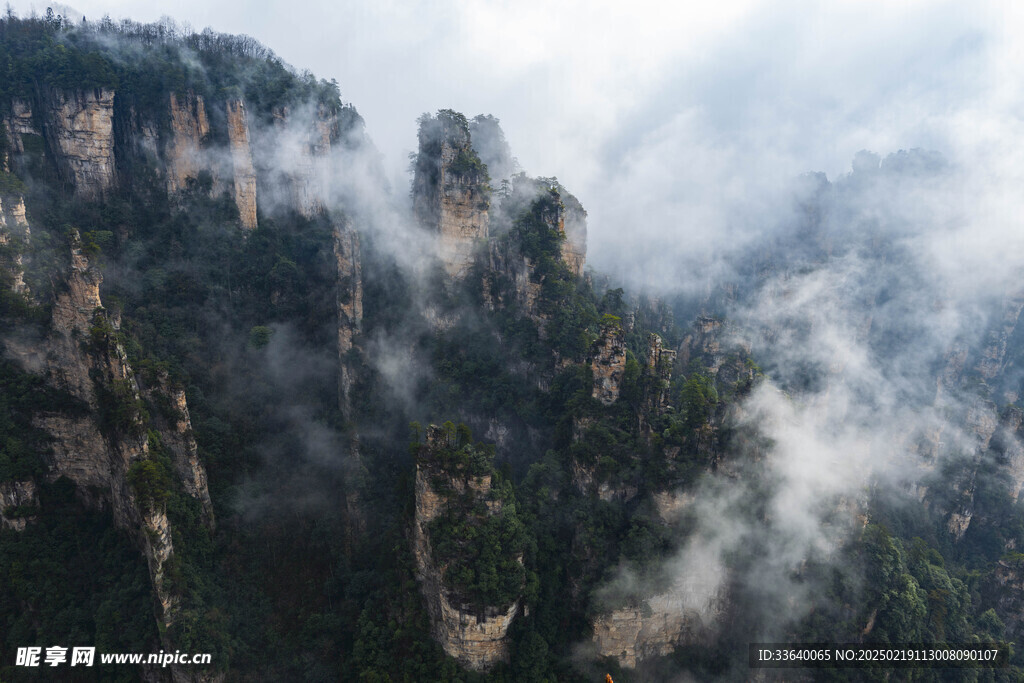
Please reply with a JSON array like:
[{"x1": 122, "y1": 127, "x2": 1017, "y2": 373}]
[{"x1": 8, "y1": 0, "x2": 1021, "y2": 281}]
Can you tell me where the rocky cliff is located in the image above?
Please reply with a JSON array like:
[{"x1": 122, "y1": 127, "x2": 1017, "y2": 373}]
[
  {"x1": 226, "y1": 99, "x2": 258, "y2": 230},
  {"x1": 591, "y1": 318, "x2": 627, "y2": 405},
  {"x1": 42, "y1": 88, "x2": 116, "y2": 198},
  {"x1": 0, "y1": 194, "x2": 29, "y2": 294},
  {"x1": 1, "y1": 224, "x2": 213, "y2": 642},
  {"x1": 997, "y1": 406, "x2": 1024, "y2": 503},
  {"x1": 0, "y1": 479, "x2": 37, "y2": 531},
  {"x1": 166, "y1": 90, "x2": 211, "y2": 196},
  {"x1": 334, "y1": 217, "x2": 362, "y2": 420},
  {"x1": 646, "y1": 333, "x2": 676, "y2": 415},
  {"x1": 592, "y1": 578, "x2": 724, "y2": 668},
  {"x1": 3, "y1": 98, "x2": 39, "y2": 160},
  {"x1": 991, "y1": 557, "x2": 1024, "y2": 641},
  {"x1": 559, "y1": 188, "x2": 587, "y2": 277},
  {"x1": 977, "y1": 290, "x2": 1024, "y2": 386},
  {"x1": 269, "y1": 103, "x2": 339, "y2": 218},
  {"x1": 413, "y1": 112, "x2": 490, "y2": 278},
  {"x1": 412, "y1": 425, "x2": 520, "y2": 670}
]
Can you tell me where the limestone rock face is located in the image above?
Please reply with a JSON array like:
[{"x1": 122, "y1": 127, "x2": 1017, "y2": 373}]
[
  {"x1": 226, "y1": 99, "x2": 258, "y2": 229},
  {"x1": 646, "y1": 333, "x2": 676, "y2": 414},
  {"x1": 592, "y1": 579, "x2": 725, "y2": 668},
  {"x1": 1, "y1": 227, "x2": 212, "y2": 633},
  {"x1": 678, "y1": 316, "x2": 726, "y2": 376},
  {"x1": 124, "y1": 105, "x2": 160, "y2": 162},
  {"x1": 591, "y1": 321, "x2": 627, "y2": 405},
  {"x1": 651, "y1": 489, "x2": 695, "y2": 525},
  {"x1": 8, "y1": 195, "x2": 30, "y2": 232},
  {"x1": 3, "y1": 98, "x2": 39, "y2": 158},
  {"x1": 437, "y1": 173, "x2": 489, "y2": 278},
  {"x1": 23, "y1": 235, "x2": 176, "y2": 615},
  {"x1": 412, "y1": 427, "x2": 518, "y2": 670},
  {"x1": 977, "y1": 290, "x2": 1024, "y2": 381},
  {"x1": 143, "y1": 375, "x2": 214, "y2": 527},
  {"x1": 333, "y1": 218, "x2": 362, "y2": 419},
  {"x1": 0, "y1": 195, "x2": 29, "y2": 293},
  {"x1": 485, "y1": 237, "x2": 542, "y2": 320},
  {"x1": 43, "y1": 88, "x2": 116, "y2": 198},
  {"x1": 413, "y1": 114, "x2": 490, "y2": 278},
  {"x1": 927, "y1": 290, "x2": 1024, "y2": 539},
  {"x1": 167, "y1": 90, "x2": 211, "y2": 196},
  {"x1": 0, "y1": 480, "x2": 38, "y2": 531},
  {"x1": 559, "y1": 191, "x2": 587, "y2": 277},
  {"x1": 992, "y1": 559, "x2": 1024, "y2": 640},
  {"x1": 571, "y1": 459, "x2": 638, "y2": 503},
  {"x1": 966, "y1": 397, "x2": 999, "y2": 453},
  {"x1": 271, "y1": 103, "x2": 338, "y2": 217},
  {"x1": 592, "y1": 605, "x2": 700, "y2": 669},
  {"x1": 1000, "y1": 406, "x2": 1024, "y2": 503}
]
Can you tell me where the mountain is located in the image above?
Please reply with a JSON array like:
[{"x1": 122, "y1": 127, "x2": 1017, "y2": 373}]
[{"x1": 1, "y1": 11, "x2": 1022, "y2": 682}]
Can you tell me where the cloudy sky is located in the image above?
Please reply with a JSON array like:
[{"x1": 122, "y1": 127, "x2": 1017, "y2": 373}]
[{"x1": 9, "y1": 0, "x2": 1021, "y2": 282}]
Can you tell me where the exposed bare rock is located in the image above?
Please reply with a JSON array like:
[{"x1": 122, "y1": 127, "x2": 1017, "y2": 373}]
[
  {"x1": 43, "y1": 88, "x2": 116, "y2": 198},
  {"x1": 413, "y1": 113, "x2": 490, "y2": 278},
  {"x1": 678, "y1": 316, "x2": 726, "y2": 376},
  {"x1": 412, "y1": 426, "x2": 519, "y2": 670},
  {"x1": 271, "y1": 103, "x2": 338, "y2": 217},
  {"x1": 0, "y1": 480, "x2": 38, "y2": 531},
  {"x1": 124, "y1": 105, "x2": 160, "y2": 162},
  {"x1": 977, "y1": 290, "x2": 1024, "y2": 380},
  {"x1": 646, "y1": 333, "x2": 676, "y2": 414},
  {"x1": 3, "y1": 98, "x2": 40, "y2": 157},
  {"x1": 651, "y1": 489, "x2": 695, "y2": 525},
  {"x1": 966, "y1": 396, "x2": 999, "y2": 453},
  {"x1": 571, "y1": 460, "x2": 638, "y2": 503},
  {"x1": 992, "y1": 558, "x2": 1024, "y2": 640},
  {"x1": 592, "y1": 580, "x2": 725, "y2": 668},
  {"x1": 0, "y1": 196, "x2": 29, "y2": 294},
  {"x1": 8, "y1": 195, "x2": 29, "y2": 233},
  {"x1": 333, "y1": 218, "x2": 362, "y2": 420},
  {"x1": 937, "y1": 342, "x2": 969, "y2": 400},
  {"x1": 166, "y1": 90, "x2": 211, "y2": 196},
  {"x1": 2, "y1": 227, "x2": 213, "y2": 638},
  {"x1": 437, "y1": 174, "x2": 489, "y2": 278},
  {"x1": 484, "y1": 177, "x2": 586, "y2": 327},
  {"x1": 990, "y1": 405, "x2": 1024, "y2": 504},
  {"x1": 226, "y1": 99, "x2": 258, "y2": 229},
  {"x1": 560, "y1": 191, "x2": 587, "y2": 276},
  {"x1": 591, "y1": 319, "x2": 626, "y2": 405},
  {"x1": 485, "y1": 237, "x2": 542, "y2": 320},
  {"x1": 484, "y1": 419, "x2": 511, "y2": 449},
  {"x1": 32, "y1": 243, "x2": 178, "y2": 618},
  {"x1": 143, "y1": 374, "x2": 214, "y2": 527}
]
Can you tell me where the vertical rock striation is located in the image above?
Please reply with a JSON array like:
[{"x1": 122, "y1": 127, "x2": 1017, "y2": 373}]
[
  {"x1": 646, "y1": 333, "x2": 676, "y2": 415},
  {"x1": 413, "y1": 112, "x2": 490, "y2": 279},
  {"x1": 412, "y1": 426, "x2": 520, "y2": 670},
  {"x1": 3, "y1": 98, "x2": 39, "y2": 158},
  {"x1": 2, "y1": 225, "x2": 213, "y2": 633},
  {"x1": 271, "y1": 103, "x2": 338, "y2": 217},
  {"x1": 592, "y1": 584, "x2": 724, "y2": 668},
  {"x1": 334, "y1": 217, "x2": 362, "y2": 420},
  {"x1": 226, "y1": 98, "x2": 258, "y2": 229},
  {"x1": 0, "y1": 195, "x2": 29, "y2": 294},
  {"x1": 559, "y1": 189, "x2": 587, "y2": 277},
  {"x1": 43, "y1": 88, "x2": 116, "y2": 198},
  {"x1": 591, "y1": 318, "x2": 627, "y2": 405},
  {"x1": 166, "y1": 90, "x2": 211, "y2": 196}
]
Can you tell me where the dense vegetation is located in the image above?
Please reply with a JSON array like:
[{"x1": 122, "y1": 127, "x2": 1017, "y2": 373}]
[
  {"x1": 418, "y1": 423, "x2": 533, "y2": 611},
  {"x1": 0, "y1": 10, "x2": 1021, "y2": 683},
  {"x1": 0, "y1": 478, "x2": 158, "y2": 683}
]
